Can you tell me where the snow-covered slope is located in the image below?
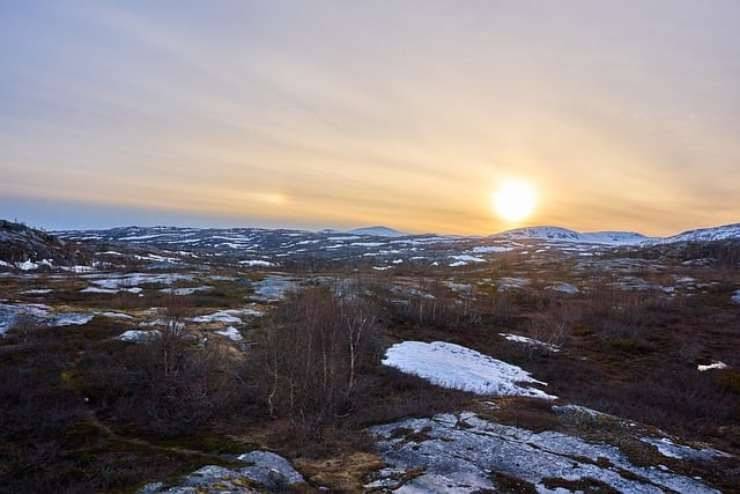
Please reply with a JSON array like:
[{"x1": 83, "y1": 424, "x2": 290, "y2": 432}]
[
  {"x1": 496, "y1": 226, "x2": 649, "y2": 245},
  {"x1": 348, "y1": 226, "x2": 407, "y2": 237},
  {"x1": 655, "y1": 223, "x2": 740, "y2": 244}
]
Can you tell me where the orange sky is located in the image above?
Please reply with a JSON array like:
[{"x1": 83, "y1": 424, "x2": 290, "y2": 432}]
[{"x1": 2, "y1": 1, "x2": 739, "y2": 234}]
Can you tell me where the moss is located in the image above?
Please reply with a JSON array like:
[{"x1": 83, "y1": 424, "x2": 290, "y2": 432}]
[
  {"x1": 717, "y1": 370, "x2": 740, "y2": 395},
  {"x1": 390, "y1": 426, "x2": 433, "y2": 443},
  {"x1": 491, "y1": 471, "x2": 538, "y2": 493},
  {"x1": 154, "y1": 433, "x2": 256, "y2": 455},
  {"x1": 541, "y1": 476, "x2": 620, "y2": 493},
  {"x1": 606, "y1": 337, "x2": 656, "y2": 354}
]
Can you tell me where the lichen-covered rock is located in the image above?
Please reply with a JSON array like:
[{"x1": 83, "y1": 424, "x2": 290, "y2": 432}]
[
  {"x1": 138, "y1": 465, "x2": 258, "y2": 494},
  {"x1": 138, "y1": 451, "x2": 304, "y2": 494},
  {"x1": 238, "y1": 450, "x2": 305, "y2": 489},
  {"x1": 368, "y1": 412, "x2": 721, "y2": 493}
]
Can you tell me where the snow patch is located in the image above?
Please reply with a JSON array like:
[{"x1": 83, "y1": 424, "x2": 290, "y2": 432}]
[
  {"x1": 159, "y1": 286, "x2": 213, "y2": 295},
  {"x1": 192, "y1": 308, "x2": 263, "y2": 324},
  {"x1": 697, "y1": 361, "x2": 728, "y2": 372},
  {"x1": 470, "y1": 245, "x2": 513, "y2": 254},
  {"x1": 546, "y1": 282, "x2": 579, "y2": 294},
  {"x1": 383, "y1": 341, "x2": 555, "y2": 399},
  {"x1": 117, "y1": 330, "x2": 160, "y2": 343},
  {"x1": 215, "y1": 326, "x2": 243, "y2": 342},
  {"x1": 239, "y1": 259, "x2": 275, "y2": 267},
  {"x1": 500, "y1": 333, "x2": 560, "y2": 352}
]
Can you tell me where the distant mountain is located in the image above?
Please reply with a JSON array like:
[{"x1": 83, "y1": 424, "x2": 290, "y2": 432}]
[
  {"x1": 0, "y1": 220, "x2": 91, "y2": 269},
  {"x1": 579, "y1": 231, "x2": 652, "y2": 245},
  {"x1": 653, "y1": 223, "x2": 740, "y2": 244},
  {"x1": 348, "y1": 226, "x2": 407, "y2": 237},
  {"x1": 495, "y1": 226, "x2": 650, "y2": 245}
]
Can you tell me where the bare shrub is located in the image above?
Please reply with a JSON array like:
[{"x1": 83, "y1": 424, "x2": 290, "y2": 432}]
[
  {"x1": 580, "y1": 285, "x2": 668, "y2": 348},
  {"x1": 525, "y1": 315, "x2": 570, "y2": 359},
  {"x1": 255, "y1": 287, "x2": 381, "y2": 433},
  {"x1": 388, "y1": 281, "x2": 482, "y2": 329},
  {"x1": 81, "y1": 304, "x2": 246, "y2": 436}
]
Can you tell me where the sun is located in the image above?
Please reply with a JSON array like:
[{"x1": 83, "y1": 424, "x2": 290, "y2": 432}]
[{"x1": 492, "y1": 179, "x2": 537, "y2": 222}]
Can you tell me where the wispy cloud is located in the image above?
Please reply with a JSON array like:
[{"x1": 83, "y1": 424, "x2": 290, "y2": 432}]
[{"x1": 1, "y1": 1, "x2": 739, "y2": 234}]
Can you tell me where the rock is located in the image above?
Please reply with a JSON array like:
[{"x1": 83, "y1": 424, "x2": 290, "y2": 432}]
[
  {"x1": 138, "y1": 465, "x2": 257, "y2": 493},
  {"x1": 640, "y1": 437, "x2": 731, "y2": 462},
  {"x1": 237, "y1": 451, "x2": 305, "y2": 489},
  {"x1": 368, "y1": 412, "x2": 720, "y2": 493},
  {"x1": 139, "y1": 452, "x2": 303, "y2": 494},
  {"x1": 117, "y1": 329, "x2": 160, "y2": 343},
  {"x1": 546, "y1": 281, "x2": 579, "y2": 294}
]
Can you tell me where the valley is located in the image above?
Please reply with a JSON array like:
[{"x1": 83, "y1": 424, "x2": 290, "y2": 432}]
[{"x1": 1, "y1": 220, "x2": 739, "y2": 492}]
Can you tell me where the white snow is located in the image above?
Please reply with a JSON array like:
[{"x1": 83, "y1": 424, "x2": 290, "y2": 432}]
[
  {"x1": 238, "y1": 259, "x2": 275, "y2": 267},
  {"x1": 348, "y1": 226, "x2": 406, "y2": 237},
  {"x1": 159, "y1": 286, "x2": 213, "y2": 295},
  {"x1": 80, "y1": 286, "x2": 142, "y2": 294},
  {"x1": 21, "y1": 288, "x2": 52, "y2": 295},
  {"x1": 546, "y1": 282, "x2": 579, "y2": 294},
  {"x1": 496, "y1": 277, "x2": 530, "y2": 290},
  {"x1": 500, "y1": 333, "x2": 561, "y2": 352},
  {"x1": 252, "y1": 275, "x2": 298, "y2": 302},
  {"x1": 120, "y1": 234, "x2": 166, "y2": 240},
  {"x1": 0, "y1": 303, "x2": 51, "y2": 335},
  {"x1": 59, "y1": 265, "x2": 95, "y2": 273},
  {"x1": 0, "y1": 303, "x2": 92, "y2": 333},
  {"x1": 445, "y1": 281, "x2": 472, "y2": 293},
  {"x1": 16, "y1": 260, "x2": 39, "y2": 271},
  {"x1": 383, "y1": 341, "x2": 556, "y2": 399},
  {"x1": 470, "y1": 245, "x2": 513, "y2": 254},
  {"x1": 449, "y1": 255, "x2": 486, "y2": 263},
  {"x1": 655, "y1": 223, "x2": 740, "y2": 244},
  {"x1": 90, "y1": 273, "x2": 193, "y2": 290},
  {"x1": 53, "y1": 313, "x2": 94, "y2": 326},
  {"x1": 497, "y1": 226, "x2": 649, "y2": 245},
  {"x1": 215, "y1": 326, "x2": 243, "y2": 342},
  {"x1": 117, "y1": 329, "x2": 160, "y2": 343},
  {"x1": 98, "y1": 311, "x2": 134, "y2": 320},
  {"x1": 697, "y1": 361, "x2": 728, "y2": 372},
  {"x1": 192, "y1": 308, "x2": 263, "y2": 324}
]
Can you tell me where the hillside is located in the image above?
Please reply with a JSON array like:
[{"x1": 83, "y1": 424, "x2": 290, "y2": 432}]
[
  {"x1": 0, "y1": 220, "x2": 91, "y2": 270},
  {"x1": 495, "y1": 226, "x2": 650, "y2": 245},
  {"x1": 655, "y1": 223, "x2": 740, "y2": 244}
]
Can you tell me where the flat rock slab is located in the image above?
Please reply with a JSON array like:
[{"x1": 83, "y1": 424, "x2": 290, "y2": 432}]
[{"x1": 368, "y1": 412, "x2": 720, "y2": 493}]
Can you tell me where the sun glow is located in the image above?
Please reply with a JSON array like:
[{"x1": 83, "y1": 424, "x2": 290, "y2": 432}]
[{"x1": 493, "y1": 179, "x2": 537, "y2": 222}]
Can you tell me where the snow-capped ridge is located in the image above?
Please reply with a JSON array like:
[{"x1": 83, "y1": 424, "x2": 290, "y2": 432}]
[
  {"x1": 495, "y1": 226, "x2": 649, "y2": 245},
  {"x1": 348, "y1": 226, "x2": 407, "y2": 237},
  {"x1": 654, "y1": 223, "x2": 740, "y2": 244}
]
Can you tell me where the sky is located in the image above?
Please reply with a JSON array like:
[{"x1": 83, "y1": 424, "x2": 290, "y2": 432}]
[{"x1": 2, "y1": 1, "x2": 740, "y2": 235}]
